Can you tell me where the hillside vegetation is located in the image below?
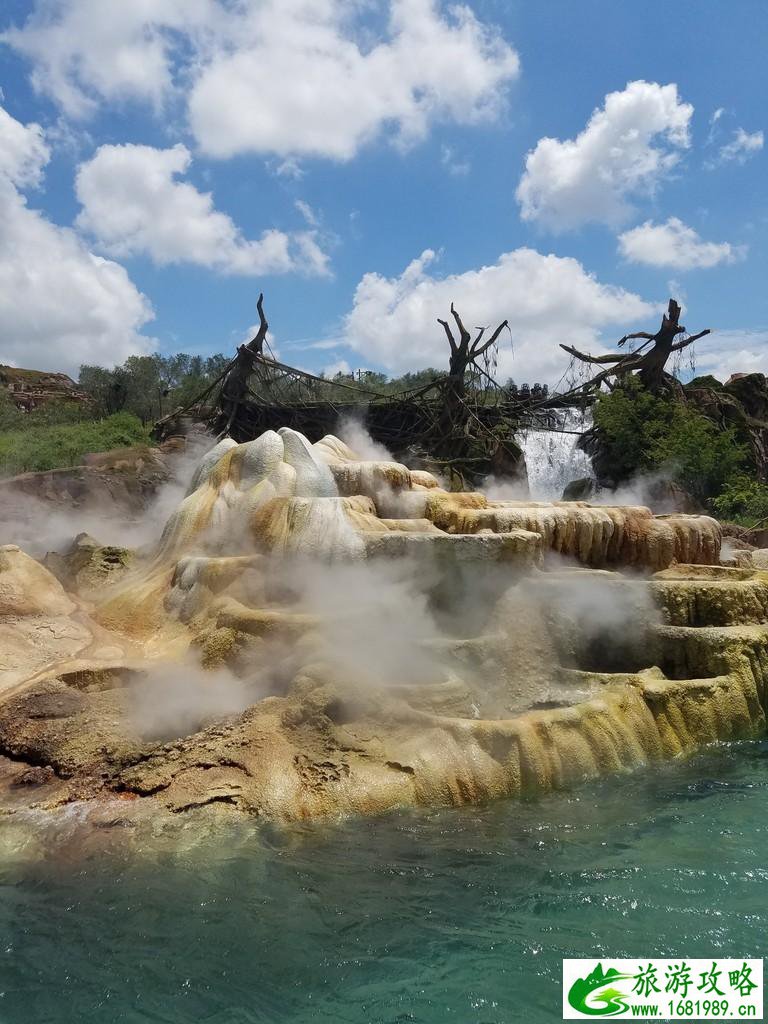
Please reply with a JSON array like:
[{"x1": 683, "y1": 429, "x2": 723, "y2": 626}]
[
  {"x1": 593, "y1": 376, "x2": 768, "y2": 526},
  {"x1": 0, "y1": 400, "x2": 150, "y2": 476}
]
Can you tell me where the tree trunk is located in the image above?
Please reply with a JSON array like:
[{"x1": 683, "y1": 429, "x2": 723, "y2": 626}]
[{"x1": 638, "y1": 300, "x2": 683, "y2": 392}]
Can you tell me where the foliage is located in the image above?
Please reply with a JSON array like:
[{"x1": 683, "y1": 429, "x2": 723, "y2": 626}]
[
  {"x1": 79, "y1": 353, "x2": 230, "y2": 422},
  {"x1": 0, "y1": 412, "x2": 150, "y2": 477},
  {"x1": 0, "y1": 389, "x2": 96, "y2": 430},
  {"x1": 593, "y1": 376, "x2": 747, "y2": 503},
  {"x1": 711, "y1": 475, "x2": 768, "y2": 527},
  {"x1": 0, "y1": 388, "x2": 24, "y2": 431},
  {"x1": 685, "y1": 375, "x2": 725, "y2": 392}
]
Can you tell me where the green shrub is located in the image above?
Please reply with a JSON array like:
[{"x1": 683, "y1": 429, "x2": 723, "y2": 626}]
[
  {"x1": 711, "y1": 476, "x2": 768, "y2": 527},
  {"x1": 684, "y1": 375, "x2": 725, "y2": 392},
  {"x1": 0, "y1": 412, "x2": 150, "y2": 477},
  {"x1": 593, "y1": 376, "x2": 747, "y2": 503},
  {"x1": 0, "y1": 388, "x2": 25, "y2": 431}
]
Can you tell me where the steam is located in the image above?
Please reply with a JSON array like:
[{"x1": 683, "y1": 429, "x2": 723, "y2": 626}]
[
  {"x1": 0, "y1": 432, "x2": 217, "y2": 558},
  {"x1": 288, "y1": 557, "x2": 446, "y2": 687},
  {"x1": 3, "y1": 423, "x2": 676, "y2": 744},
  {"x1": 533, "y1": 561, "x2": 662, "y2": 674},
  {"x1": 337, "y1": 416, "x2": 394, "y2": 463},
  {"x1": 126, "y1": 658, "x2": 258, "y2": 742},
  {"x1": 720, "y1": 539, "x2": 739, "y2": 562},
  {"x1": 481, "y1": 474, "x2": 530, "y2": 502},
  {"x1": 592, "y1": 469, "x2": 695, "y2": 514}
]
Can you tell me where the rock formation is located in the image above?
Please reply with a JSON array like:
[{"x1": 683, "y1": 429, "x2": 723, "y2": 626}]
[{"x1": 1, "y1": 427, "x2": 767, "y2": 828}]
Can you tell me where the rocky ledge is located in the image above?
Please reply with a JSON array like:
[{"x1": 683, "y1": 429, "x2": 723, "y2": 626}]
[{"x1": 0, "y1": 429, "x2": 766, "y2": 826}]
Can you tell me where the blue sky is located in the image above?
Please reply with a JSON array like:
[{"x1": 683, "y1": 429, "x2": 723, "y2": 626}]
[{"x1": 0, "y1": 0, "x2": 765, "y2": 386}]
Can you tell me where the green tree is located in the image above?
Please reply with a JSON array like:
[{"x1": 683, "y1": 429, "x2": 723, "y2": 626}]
[
  {"x1": 711, "y1": 475, "x2": 768, "y2": 526},
  {"x1": 593, "y1": 377, "x2": 747, "y2": 504},
  {"x1": 80, "y1": 352, "x2": 232, "y2": 421}
]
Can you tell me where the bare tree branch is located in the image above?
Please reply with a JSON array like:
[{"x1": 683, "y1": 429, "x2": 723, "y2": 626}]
[
  {"x1": 559, "y1": 343, "x2": 628, "y2": 365},
  {"x1": 671, "y1": 328, "x2": 711, "y2": 351},
  {"x1": 246, "y1": 292, "x2": 269, "y2": 355},
  {"x1": 617, "y1": 331, "x2": 655, "y2": 348},
  {"x1": 473, "y1": 319, "x2": 509, "y2": 358},
  {"x1": 437, "y1": 317, "x2": 457, "y2": 354},
  {"x1": 450, "y1": 302, "x2": 470, "y2": 346}
]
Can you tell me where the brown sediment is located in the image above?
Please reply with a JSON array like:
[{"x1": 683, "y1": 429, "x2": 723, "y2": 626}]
[{"x1": 0, "y1": 428, "x2": 765, "y2": 827}]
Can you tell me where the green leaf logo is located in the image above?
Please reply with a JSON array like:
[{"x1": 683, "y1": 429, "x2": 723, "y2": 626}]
[{"x1": 567, "y1": 963, "x2": 634, "y2": 1016}]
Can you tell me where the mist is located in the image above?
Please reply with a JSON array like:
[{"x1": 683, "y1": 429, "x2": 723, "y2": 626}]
[
  {"x1": 481, "y1": 473, "x2": 530, "y2": 502},
  {"x1": 0, "y1": 432, "x2": 217, "y2": 558},
  {"x1": 126, "y1": 658, "x2": 259, "y2": 742},
  {"x1": 337, "y1": 416, "x2": 395, "y2": 463}
]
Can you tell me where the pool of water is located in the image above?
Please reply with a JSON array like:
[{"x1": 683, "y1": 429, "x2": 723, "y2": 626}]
[{"x1": 1, "y1": 741, "x2": 767, "y2": 1023}]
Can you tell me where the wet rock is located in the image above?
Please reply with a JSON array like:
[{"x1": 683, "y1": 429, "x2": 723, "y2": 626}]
[
  {"x1": 12, "y1": 765, "x2": 56, "y2": 787},
  {"x1": 44, "y1": 532, "x2": 134, "y2": 592},
  {"x1": 2, "y1": 428, "x2": 767, "y2": 826},
  {"x1": 562, "y1": 477, "x2": 596, "y2": 501}
]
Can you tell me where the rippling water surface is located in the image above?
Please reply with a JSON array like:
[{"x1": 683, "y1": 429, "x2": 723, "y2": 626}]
[{"x1": 1, "y1": 741, "x2": 767, "y2": 1023}]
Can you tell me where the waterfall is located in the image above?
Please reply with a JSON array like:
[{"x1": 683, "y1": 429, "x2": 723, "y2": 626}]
[{"x1": 516, "y1": 410, "x2": 595, "y2": 501}]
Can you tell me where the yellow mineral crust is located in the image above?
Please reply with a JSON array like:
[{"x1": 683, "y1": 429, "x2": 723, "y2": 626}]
[
  {"x1": 0, "y1": 546, "x2": 131, "y2": 695},
  {"x1": 0, "y1": 429, "x2": 763, "y2": 825},
  {"x1": 108, "y1": 650, "x2": 765, "y2": 819},
  {"x1": 425, "y1": 497, "x2": 721, "y2": 570},
  {"x1": 652, "y1": 576, "x2": 768, "y2": 626},
  {"x1": 0, "y1": 544, "x2": 75, "y2": 618}
]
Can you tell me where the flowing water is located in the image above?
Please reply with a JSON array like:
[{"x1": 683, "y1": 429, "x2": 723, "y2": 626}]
[
  {"x1": 0, "y1": 740, "x2": 766, "y2": 1023},
  {"x1": 516, "y1": 410, "x2": 595, "y2": 501}
]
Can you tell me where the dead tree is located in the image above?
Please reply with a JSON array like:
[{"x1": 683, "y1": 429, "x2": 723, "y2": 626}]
[
  {"x1": 219, "y1": 292, "x2": 268, "y2": 434},
  {"x1": 560, "y1": 299, "x2": 710, "y2": 394},
  {"x1": 436, "y1": 303, "x2": 508, "y2": 435}
]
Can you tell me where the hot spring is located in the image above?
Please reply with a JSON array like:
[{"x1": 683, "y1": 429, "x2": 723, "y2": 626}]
[
  {"x1": 0, "y1": 739, "x2": 765, "y2": 1023},
  {"x1": 0, "y1": 425, "x2": 766, "y2": 1019}
]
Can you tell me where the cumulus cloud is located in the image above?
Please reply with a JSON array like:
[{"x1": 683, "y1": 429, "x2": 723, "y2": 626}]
[
  {"x1": 516, "y1": 81, "x2": 693, "y2": 231},
  {"x1": 0, "y1": 105, "x2": 153, "y2": 377},
  {"x1": 0, "y1": 0, "x2": 215, "y2": 118},
  {"x1": 4, "y1": 0, "x2": 520, "y2": 161},
  {"x1": 75, "y1": 143, "x2": 331, "y2": 277},
  {"x1": 0, "y1": 104, "x2": 50, "y2": 186},
  {"x1": 618, "y1": 217, "x2": 745, "y2": 270},
  {"x1": 342, "y1": 248, "x2": 654, "y2": 384},
  {"x1": 188, "y1": 0, "x2": 520, "y2": 159},
  {"x1": 714, "y1": 127, "x2": 764, "y2": 166},
  {"x1": 693, "y1": 329, "x2": 768, "y2": 382}
]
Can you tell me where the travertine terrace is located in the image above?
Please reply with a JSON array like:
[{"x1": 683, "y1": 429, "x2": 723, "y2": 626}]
[{"x1": 0, "y1": 429, "x2": 764, "y2": 823}]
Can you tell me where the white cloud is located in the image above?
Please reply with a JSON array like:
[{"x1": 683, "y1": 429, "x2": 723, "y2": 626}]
[
  {"x1": 271, "y1": 157, "x2": 304, "y2": 181},
  {"x1": 0, "y1": 0, "x2": 215, "y2": 118},
  {"x1": 440, "y1": 143, "x2": 471, "y2": 176},
  {"x1": 187, "y1": 0, "x2": 520, "y2": 160},
  {"x1": 618, "y1": 217, "x2": 744, "y2": 270},
  {"x1": 0, "y1": 103, "x2": 50, "y2": 186},
  {"x1": 715, "y1": 127, "x2": 763, "y2": 166},
  {"x1": 516, "y1": 81, "x2": 693, "y2": 231},
  {"x1": 75, "y1": 143, "x2": 331, "y2": 277},
  {"x1": 693, "y1": 329, "x2": 768, "y2": 381},
  {"x1": 323, "y1": 358, "x2": 351, "y2": 378},
  {"x1": 0, "y1": 105, "x2": 153, "y2": 377},
  {"x1": 4, "y1": 0, "x2": 520, "y2": 161},
  {"x1": 706, "y1": 106, "x2": 725, "y2": 145},
  {"x1": 342, "y1": 248, "x2": 655, "y2": 384},
  {"x1": 295, "y1": 199, "x2": 319, "y2": 227}
]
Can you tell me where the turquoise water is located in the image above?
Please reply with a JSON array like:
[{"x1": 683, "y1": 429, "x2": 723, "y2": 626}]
[{"x1": 1, "y1": 742, "x2": 767, "y2": 1023}]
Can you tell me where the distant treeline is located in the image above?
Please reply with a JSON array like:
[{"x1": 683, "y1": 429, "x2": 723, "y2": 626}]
[{"x1": 78, "y1": 356, "x2": 456, "y2": 423}]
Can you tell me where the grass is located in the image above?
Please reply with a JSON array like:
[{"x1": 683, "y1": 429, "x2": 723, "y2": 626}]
[{"x1": 0, "y1": 412, "x2": 151, "y2": 477}]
